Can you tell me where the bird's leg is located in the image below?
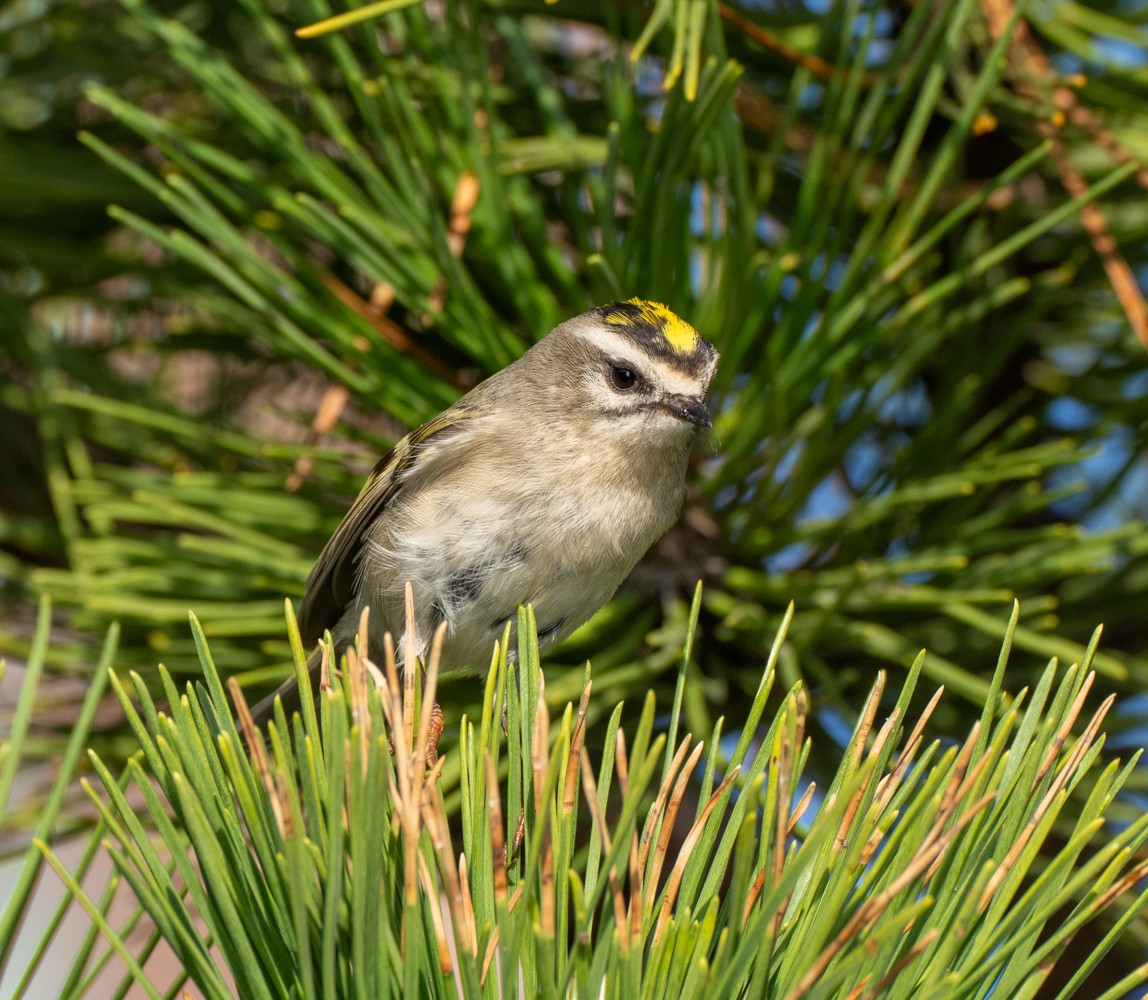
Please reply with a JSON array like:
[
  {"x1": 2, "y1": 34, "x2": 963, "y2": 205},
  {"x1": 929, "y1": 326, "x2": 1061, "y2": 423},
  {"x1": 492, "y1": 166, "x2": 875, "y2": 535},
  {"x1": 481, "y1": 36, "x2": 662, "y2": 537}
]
[
  {"x1": 419, "y1": 659, "x2": 445, "y2": 767},
  {"x1": 504, "y1": 810, "x2": 526, "y2": 872},
  {"x1": 426, "y1": 701, "x2": 445, "y2": 767}
]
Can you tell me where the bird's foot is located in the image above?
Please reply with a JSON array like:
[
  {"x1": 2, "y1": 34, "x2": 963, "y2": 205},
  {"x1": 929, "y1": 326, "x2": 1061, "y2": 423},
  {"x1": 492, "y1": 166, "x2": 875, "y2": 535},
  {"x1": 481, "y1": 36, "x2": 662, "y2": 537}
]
[{"x1": 425, "y1": 701, "x2": 445, "y2": 767}]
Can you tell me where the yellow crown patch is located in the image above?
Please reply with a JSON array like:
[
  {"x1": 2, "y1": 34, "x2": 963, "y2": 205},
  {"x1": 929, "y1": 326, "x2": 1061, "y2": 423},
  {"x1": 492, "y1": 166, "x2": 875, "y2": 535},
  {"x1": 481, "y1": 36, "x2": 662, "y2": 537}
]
[{"x1": 606, "y1": 298, "x2": 700, "y2": 355}]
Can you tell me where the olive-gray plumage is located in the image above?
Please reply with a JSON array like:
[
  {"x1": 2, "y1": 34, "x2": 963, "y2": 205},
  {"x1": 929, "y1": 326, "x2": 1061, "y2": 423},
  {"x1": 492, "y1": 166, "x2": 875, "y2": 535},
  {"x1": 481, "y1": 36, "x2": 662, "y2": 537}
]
[{"x1": 254, "y1": 300, "x2": 717, "y2": 721}]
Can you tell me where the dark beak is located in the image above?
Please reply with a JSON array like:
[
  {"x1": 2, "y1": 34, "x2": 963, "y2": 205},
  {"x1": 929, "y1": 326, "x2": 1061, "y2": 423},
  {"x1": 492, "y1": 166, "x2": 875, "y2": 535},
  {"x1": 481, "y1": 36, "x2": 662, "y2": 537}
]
[{"x1": 657, "y1": 394, "x2": 712, "y2": 428}]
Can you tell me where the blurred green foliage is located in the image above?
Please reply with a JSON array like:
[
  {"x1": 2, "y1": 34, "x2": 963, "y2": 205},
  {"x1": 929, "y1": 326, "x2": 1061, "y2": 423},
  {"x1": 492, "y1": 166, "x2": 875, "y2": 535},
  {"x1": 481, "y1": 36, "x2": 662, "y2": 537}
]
[
  {"x1": 2, "y1": 0, "x2": 1147, "y2": 787},
  {"x1": 2, "y1": 0, "x2": 1148, "y2": 991}
]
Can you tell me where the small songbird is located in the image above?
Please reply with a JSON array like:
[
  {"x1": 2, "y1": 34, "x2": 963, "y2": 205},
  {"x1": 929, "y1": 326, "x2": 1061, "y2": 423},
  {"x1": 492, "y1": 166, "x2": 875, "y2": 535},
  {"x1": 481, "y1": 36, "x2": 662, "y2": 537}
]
[{"x1": 253, "y1": 299, "x2": 718, "y2": 721}]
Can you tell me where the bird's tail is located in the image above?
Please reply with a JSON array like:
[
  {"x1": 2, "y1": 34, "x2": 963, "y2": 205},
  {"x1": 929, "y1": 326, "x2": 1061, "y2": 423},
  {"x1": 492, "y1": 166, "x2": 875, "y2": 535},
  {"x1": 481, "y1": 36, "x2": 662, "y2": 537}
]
[{"x1": 248, "y1": 644, "x2": 324, "y2": 732}]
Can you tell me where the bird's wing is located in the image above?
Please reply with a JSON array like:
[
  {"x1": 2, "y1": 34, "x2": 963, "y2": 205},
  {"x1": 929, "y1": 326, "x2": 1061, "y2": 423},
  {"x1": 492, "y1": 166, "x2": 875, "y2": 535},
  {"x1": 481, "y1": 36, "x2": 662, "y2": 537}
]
[{"x1": 297, "y1": 400, "x2": 486, "y2": 646}]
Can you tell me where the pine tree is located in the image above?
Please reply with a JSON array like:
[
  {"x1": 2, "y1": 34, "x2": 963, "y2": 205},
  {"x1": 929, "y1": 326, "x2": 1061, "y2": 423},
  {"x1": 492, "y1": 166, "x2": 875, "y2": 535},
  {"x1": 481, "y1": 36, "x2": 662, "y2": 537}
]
[{"x1": 2, "y1": 1, "x2": 1147, "y2": 991}]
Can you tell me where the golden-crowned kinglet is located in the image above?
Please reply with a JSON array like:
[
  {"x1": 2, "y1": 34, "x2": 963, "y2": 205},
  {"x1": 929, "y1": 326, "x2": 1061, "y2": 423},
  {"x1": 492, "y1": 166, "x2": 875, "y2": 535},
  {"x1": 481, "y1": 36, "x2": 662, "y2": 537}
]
[{"x1": 255, "y1": 299, "x2": 717, "y2": 719}]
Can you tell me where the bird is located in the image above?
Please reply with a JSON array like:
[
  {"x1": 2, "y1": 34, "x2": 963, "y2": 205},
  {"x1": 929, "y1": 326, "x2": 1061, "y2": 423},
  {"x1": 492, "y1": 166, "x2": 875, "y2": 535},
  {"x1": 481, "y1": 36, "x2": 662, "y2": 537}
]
[{"x1": 251, "y1": 298, "x2": 718, "y2": 724}]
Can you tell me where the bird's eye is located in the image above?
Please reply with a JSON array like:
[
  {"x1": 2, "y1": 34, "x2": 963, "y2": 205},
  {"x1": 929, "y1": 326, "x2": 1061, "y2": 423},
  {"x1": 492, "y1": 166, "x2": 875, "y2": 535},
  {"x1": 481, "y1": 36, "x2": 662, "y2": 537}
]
[{"x1": 610, "y1": 365, "x2": 638, "y2": 390}]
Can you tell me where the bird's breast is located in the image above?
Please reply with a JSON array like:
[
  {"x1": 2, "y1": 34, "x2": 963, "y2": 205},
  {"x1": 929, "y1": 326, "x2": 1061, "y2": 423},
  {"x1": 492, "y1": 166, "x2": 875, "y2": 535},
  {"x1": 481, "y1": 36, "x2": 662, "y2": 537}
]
[{"x1": 354, "y1": 430, "x2": 690, "y2": 670}]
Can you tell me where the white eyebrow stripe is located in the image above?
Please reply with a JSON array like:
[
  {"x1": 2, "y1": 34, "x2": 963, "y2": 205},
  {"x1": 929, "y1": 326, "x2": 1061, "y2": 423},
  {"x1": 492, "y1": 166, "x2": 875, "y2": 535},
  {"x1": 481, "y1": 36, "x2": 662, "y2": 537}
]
[
  {"x1": 578, "y1": 326, "x2": 707, "y2": 396},
  {"x1": 577, "y1": 326, "x2": 654, "y2": 364}
]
